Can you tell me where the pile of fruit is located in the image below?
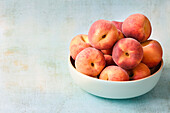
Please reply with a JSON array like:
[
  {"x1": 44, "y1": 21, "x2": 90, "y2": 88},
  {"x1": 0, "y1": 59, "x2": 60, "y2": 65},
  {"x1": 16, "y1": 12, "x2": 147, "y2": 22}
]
[{"x1": 69, "y1": 13, "x2": 163, "y2": 81}]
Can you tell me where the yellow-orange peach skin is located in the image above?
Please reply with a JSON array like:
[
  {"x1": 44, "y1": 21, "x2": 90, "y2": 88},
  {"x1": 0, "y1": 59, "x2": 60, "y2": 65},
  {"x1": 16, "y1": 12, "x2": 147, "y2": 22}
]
[
  {"x1": 70, "y1": 34, "x2": 91, "y2": 60},
  {"x1": 131, "y1": 63, "x2": 151, "y2": 80},
  {"x1": 117, "y1": 29, "x2": 124, "y2": 40},
  {"x1": 101, "y1": 48, "x2": 113, "y2": 55},
  {"x1": 141, "y1": 40, "x2": 163, "y2": 68}
]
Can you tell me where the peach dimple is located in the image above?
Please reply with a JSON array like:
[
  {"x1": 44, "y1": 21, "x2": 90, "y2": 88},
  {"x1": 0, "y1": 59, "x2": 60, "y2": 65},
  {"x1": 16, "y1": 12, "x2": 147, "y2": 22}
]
[
  {"x1": 88, "y1": 19, "x2": 118, "y2": 50},
  {"x1": 70, "y1": 34, "x2": 91, "y2": 60},
  {"x1": 81, "y1": 35, "x2": 89, "y2": 43},
  {"x1": 112, "y1": 38, "x2": 143, "y2": 70},
  {"x1": 75, "y1": 47, "x2": 105, "y2": 77}
]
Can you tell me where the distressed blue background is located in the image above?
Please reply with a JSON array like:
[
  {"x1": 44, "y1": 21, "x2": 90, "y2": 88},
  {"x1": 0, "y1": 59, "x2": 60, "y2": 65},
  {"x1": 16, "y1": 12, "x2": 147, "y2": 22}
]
[{"x1": 0, "y1": 0, "x2": 169, "y2": 113}]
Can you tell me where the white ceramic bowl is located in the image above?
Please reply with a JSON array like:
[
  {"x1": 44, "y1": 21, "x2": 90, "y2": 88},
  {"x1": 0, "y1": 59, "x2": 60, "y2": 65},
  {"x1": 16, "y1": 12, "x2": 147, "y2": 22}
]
[{"x1": 68, "y1": 56, "x2": 164, "y2": 99}]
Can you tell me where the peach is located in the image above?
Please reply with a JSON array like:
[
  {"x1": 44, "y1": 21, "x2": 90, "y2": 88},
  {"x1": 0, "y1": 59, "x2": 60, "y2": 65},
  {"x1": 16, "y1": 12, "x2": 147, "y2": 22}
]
[
  {"x1": 75, "y1": 47, "x2": 105, "y2": 77},
  {"x1": 104, "y1": 55, "x2": 116, "y2": 66},
  {"x1": 99, "y1": 66, "x2": 129, "y2": 81},
  {"x1": 130, "y1": 63, "x2": 151, "y2": 80},
  {"x1": 112, "y1": 21, "x2": 123, "y2": 31},
  {"x1": 122, "y1": 13, "x2": 152, "y2": 42},
  {"x1": 101, "y1": 48, "x2": 113, "y2": 55},
  {"x1": 141, "y1": 40, "x2": 163, "y2": 68},
  {"x1": 69, "y1": 34, "x2": 91, "y2": 60},
  {"x1": 112, "y1": 38, "x2": 143, "y2": 70},
  {"x1": 117, "y1": 29, "x2": 124, "y2": 40},
  {"x1": 111, "y1": 21, "x2": 124, "y2": 40},
  {"x1": 88, "y1": 19, "x2": 118, "y2": 50}
]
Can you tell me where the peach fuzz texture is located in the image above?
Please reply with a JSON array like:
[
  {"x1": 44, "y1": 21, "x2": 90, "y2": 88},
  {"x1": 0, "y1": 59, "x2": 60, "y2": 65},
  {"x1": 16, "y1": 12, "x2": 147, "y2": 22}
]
[
  {"x1": 112, "y1": 38, "x2": 143, "y2": 70},
  {"x1": 131, "y1": 63, "x2": 151, "y2": 80},
  {"x1": 69, "y1": 34, "x2": 91, "y2": 60},
  {"x1": 99, "y1": 66, "x2": 129, "y2": 81},
  {"x1": 88, "y1": 19, "x2": 118, "y2": 50},
  {"x1": 122, "y1": 13, "x2": 152, "y2": 42},
  {"x1": 75, "y1": 47, "x2": 105, "y2": 77},
  {"x1": 141, "y1": 40, "x2": 163, "y2": 68},
  {"x1": 117, "y1": 29, "x2": 124, "y2": 40}
]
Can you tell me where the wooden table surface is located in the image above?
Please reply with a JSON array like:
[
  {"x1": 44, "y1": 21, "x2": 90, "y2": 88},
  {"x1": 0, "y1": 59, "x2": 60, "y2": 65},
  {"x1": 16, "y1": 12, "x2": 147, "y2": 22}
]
[{"x1": 0, "y1": 0, "x2": 169, "y2": 113}]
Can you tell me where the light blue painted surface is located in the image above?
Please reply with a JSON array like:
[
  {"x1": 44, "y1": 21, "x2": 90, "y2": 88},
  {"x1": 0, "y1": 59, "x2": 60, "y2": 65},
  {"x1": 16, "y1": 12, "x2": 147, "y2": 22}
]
[{"x1": 0, "y1": 0, "x2": 169, "y2": 113}]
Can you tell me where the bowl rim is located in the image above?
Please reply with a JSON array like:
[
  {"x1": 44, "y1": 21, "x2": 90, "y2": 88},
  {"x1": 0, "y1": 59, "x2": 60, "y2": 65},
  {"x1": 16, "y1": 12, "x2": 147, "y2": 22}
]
[{"x1": 68, "y1": 55, "x2": 164, "y2": 84}]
